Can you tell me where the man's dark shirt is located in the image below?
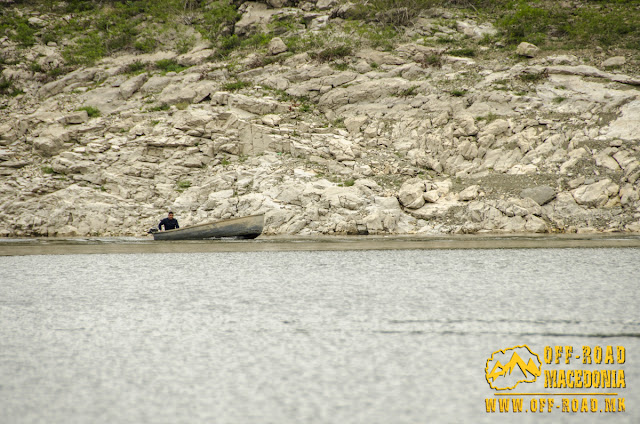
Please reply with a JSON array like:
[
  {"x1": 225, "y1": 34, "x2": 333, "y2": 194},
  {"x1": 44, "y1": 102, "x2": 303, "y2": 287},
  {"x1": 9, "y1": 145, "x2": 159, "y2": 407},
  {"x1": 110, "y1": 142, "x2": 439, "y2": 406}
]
[{"x1": 159, "y1": 218, "x2": 179, "y2": 231}]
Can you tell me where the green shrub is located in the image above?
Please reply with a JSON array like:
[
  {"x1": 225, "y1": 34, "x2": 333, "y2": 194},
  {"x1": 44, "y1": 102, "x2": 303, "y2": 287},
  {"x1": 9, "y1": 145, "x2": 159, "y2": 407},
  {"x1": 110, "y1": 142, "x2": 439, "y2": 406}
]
[
  {"x1": 126, "y1": 61, "x2": 147, "y2": 74},
  {"x1": 566, "y1": 7, "x2": 639, "y2": 47},
  {"x1": 492, "y1": 0, "x2": 639, "y2": 48},
  {"x1": 47, "y1": 68, "x2": 65, "y2": 79},
  {"x1": 347, "y1": 0, "x2": 437, "y2": 25},
  {"x1": 0, "y1": 13, "x2": 36, "y2": 47},
  {"x1": 176, "y1": 180, "x2": 191, "y2": 190},
  {"x1": 418, "y1": 54, "x2": 442, "y2": 68},
  {"x1": 63, "y1": 33, "x2": 105, "y2": 65},
  {"x1": 244, "y1": 33, "x2": 273, "y2": 48},
  {"x1": 332, "y1": 63, "x2": 350, "y2": 71},
  {"x1": 519, "y1": 72, "x2": 547, "y2": 83},
  {"x1": 155, "y1": 59, "x2": 188, "y2": 74},
  {"x1": 284, "y1": 33, "x2": 325, "y2": 54},
  {"x1": 76, "y1": 106, "x2": 101, "y2": 118},
  {"x1": 222, "y1": 80, "x2": 251, "y2": 91},
  {"x1": 448, "y1": 48, "x2": 476, "y2": 57},
  {"x1": 197, "y1": 0, "x2": 239, "y2": 42},
  {"x1": 0, "y1": 78, "x2": 14, "y2": 96},
  {"x1": 345, "y1": 21, "x2": 397, "y2": 51},
  {"x1": 312, "y1": 45, "x2": 353, "y2": 62},
  {"x1": 450, "y1": 89, "x2": 467, "y2": 97},
  {"x1": 149, "y1": 104, "x2": 170, "y2": 112},
  {"x1": 30, "y1": 62, "x2": 43, "y2": 73},
  {"x1": 497, "y1": 1, "x2": 559, "y2": 46},
  {"x1": 332, "y1": 117, "x2": 346, "y2": 128},
  {"x1": 135, "y1": 37, "x2": 157, "y2": 53},
  {"x1": 398, "y1": 86, "x2": 419, "y2": 97},
  {"x1": 176, "y1": 36, "x2": 196, "y2": 54}
]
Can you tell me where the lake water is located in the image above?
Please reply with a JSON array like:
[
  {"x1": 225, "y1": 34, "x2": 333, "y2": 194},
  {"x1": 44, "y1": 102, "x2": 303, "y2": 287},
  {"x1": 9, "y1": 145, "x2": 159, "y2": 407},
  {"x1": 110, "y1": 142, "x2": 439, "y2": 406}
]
[{"x1": 1, "y1": 242, "x2": 639, "y2": 423}]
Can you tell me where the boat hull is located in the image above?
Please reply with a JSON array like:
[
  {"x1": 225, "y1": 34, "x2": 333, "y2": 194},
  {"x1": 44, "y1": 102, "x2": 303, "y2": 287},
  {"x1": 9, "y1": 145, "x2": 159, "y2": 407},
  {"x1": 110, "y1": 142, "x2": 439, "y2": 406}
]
[{"x1": 152, "y1": 214, "x2": 264, "y2": 241}]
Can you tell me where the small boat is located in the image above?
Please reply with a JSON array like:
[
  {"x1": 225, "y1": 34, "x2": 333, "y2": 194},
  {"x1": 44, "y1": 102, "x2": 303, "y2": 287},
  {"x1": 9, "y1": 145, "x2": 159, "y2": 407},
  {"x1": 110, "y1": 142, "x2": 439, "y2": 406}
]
[{"x1": 151, "y1": 214, "x2": 264, "y2": 241}]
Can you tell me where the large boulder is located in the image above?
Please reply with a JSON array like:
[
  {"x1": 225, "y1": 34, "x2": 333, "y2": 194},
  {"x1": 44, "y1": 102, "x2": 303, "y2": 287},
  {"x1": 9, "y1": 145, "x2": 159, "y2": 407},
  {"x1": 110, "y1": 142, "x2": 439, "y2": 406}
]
[
  {"x1": 398, "y1": 179, "x2": 426, "y2": 209},
  {"x1": 119, "y1": 73, "x2": 148, "y2": 99},
  {"x1": 459, "y1": 185, "x2": 480, "y2": 201},
  {"x1": 572, "y1": 179, "x2": 619, "y2": 207},
  {"x1": 268, "y1": 37, "x2": 287, "y2": 55},
  {"x1": 520, "y1": 186, "x2": 556, "y2": 206},
  {"x1": 516, "y1": 42, "x2": 540, "y2": 58}
]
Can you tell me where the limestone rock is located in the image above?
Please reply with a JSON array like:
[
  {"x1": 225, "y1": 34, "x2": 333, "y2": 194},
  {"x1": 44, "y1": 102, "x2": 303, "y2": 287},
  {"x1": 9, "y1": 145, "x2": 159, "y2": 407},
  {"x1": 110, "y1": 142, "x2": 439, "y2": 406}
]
[
  {"x1": 119, "y1": 73, "x2": 148, "y2": 99},
  {"x1": 571, "y1": 179, "x2": 619, "y2": 207},
  {"x1": 261, "y1": 114, "x2": 282, "y2": 126},
  {"x1": 423, "y1": 190, "x2": 440, "y2": 203},
  {"x1": 516, "y1": 42, "x2": 540, "y2": 58},
  {"x1": 268, "y1": 37, "x2": 288, "y2": 55},
  {"x1": 603, "y1": 100, "x2": 640, "y2": 142},
  {"x1": 158, "y1": 84, "x2": 197, "y2": 105},
  {"x1": 520, "y1": 186, "x2": 556, "y2": 206},
  {"x1": 59, "y1": 110, "x2": 89, "y2": 125},
  {"x1": 178, "y1": 49, "x2": 215, "y2": 66},
  {"x1": 398, "y1": 179, "x2": 426, "y2": 209},
  {"x1": 459, "y1": 185, "x2": 480, "y2": 201},
  {"x1": 317, "y1": 0, "x2": 337, "y2": 10},
  {"x1": 456, "y1": 21, "x2": 498, "y2": 40},
  {"x1": 235, "y1": 2, "x2": 280, "y2": 36},
  {"x1": 141, "y1": 76, "x2": 173, "y2": 94},
  {"x1": 602, "y1": 56, "x2": 626, "y2": 68}
]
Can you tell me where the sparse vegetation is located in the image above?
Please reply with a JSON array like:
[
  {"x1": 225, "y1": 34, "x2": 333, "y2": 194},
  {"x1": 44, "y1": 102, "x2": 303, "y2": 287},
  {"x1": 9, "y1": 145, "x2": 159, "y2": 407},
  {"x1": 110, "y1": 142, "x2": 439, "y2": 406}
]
[
  {"x1": 312, "y1": 45, "x2": 353, "y2": 62},
  {"x1": 223, "y1": 80, "x2": 252, "y2": 91},
  {"x1": 448, "y1": 48, "x2": 476, "y2": 58},
  {"x1": 332, "y1": 117, "x2": 346, "y2": 128},
  {"x1": 0, "y1": 78, "x2": 23, "y2": 97},
  {"x1": 155, "y1": 59, "x2": 189, "y2": 74},
  {"x1": 299, "y1": 103, "x2": 312, "y2": 113},
  {"x1": 125, "y1": 61, "x2": 147, "y2": 74},
  {"x1": 76, "y1": 106, "x2": 101, "y2": 118},
  {"x1": 149, "y1": 104, "x2": 170, "y2": 112},
  {"x1": 418, "y1": 54, "x2": 442, "y2": 68},
  {"x1": 519, "y1": 72, "x2": 547, "y2": 83},
  {"x1": 176, "y1": 180, "x2": 191, "y2": 190},
  {"x1": 398, "y1": 86, "x2": 419, "y2": 97}
]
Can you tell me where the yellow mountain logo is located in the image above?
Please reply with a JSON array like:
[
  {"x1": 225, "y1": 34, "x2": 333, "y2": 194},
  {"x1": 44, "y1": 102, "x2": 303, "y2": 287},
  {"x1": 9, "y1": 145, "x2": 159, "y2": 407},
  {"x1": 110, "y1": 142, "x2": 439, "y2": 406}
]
[{"x1": 485, "y1": 345, "x2": 542, "y2": 390}]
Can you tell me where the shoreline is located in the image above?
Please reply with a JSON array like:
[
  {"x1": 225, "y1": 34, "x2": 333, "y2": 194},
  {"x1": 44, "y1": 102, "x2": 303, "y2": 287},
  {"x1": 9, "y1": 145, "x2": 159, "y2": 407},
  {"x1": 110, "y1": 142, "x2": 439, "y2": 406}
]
[{"x1": 2, "y1": 233, "x2": 640, "y2": 256}]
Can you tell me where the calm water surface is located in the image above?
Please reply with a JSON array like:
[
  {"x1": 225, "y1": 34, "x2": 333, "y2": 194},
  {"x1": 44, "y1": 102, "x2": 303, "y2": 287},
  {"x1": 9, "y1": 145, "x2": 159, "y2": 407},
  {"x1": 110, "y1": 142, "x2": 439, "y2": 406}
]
[{"x1": 0, "y1": 247, "x2": 638, "y2": 423}]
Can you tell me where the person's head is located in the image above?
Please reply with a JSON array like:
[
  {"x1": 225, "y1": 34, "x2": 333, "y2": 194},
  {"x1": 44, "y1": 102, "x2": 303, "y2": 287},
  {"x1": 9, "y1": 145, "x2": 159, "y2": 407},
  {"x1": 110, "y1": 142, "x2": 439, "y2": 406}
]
[{"x1": 168, "y1": 211, "x2": 174, "y2": 219}]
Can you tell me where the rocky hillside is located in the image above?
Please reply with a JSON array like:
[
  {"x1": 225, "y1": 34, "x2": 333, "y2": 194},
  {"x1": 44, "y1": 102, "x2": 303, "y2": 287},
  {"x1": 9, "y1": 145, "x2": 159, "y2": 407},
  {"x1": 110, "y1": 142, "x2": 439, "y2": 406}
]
[{"x1": 1, "y1": 0, "x2": 640, "y2": 236}]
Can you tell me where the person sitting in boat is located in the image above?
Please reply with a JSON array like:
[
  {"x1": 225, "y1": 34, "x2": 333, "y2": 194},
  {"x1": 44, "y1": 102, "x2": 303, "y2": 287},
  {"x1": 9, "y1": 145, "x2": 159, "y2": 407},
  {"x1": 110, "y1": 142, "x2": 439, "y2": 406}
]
[{"x1": 158, "y1": 212, "x2": 179, "y2": 231}]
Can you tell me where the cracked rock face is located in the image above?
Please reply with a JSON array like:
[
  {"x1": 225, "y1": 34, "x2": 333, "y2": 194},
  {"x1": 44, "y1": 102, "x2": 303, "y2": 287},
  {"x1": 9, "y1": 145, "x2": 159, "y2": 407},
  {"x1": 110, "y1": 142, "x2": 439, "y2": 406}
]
[{"x1": 1, "y1": 4, "x2": 640, "y2": 237}]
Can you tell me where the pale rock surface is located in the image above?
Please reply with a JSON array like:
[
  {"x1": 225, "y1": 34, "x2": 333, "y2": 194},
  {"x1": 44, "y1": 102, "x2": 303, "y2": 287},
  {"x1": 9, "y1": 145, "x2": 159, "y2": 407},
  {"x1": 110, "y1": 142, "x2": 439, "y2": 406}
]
[{"x1": 516, "y1": 42, "x2": 540, "y2": 57}]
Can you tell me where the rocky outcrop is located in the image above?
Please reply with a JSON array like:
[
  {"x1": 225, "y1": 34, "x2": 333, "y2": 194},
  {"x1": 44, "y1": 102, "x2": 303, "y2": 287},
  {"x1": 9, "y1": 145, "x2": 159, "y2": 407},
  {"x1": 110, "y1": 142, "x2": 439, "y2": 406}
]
[{"x1": 1, "y1": 3, "x2": 639, "y2": 237}]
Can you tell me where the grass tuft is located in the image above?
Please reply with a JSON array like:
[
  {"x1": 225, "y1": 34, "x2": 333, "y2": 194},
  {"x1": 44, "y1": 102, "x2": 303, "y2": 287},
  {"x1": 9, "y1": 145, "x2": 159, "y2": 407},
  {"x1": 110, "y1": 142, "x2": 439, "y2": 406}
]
[
  {"x1": 76, "y1": 106, "x2": 101, "y2": 117},
  {"x1": 222, "y1": 80, "x2": 251, "y2": 91}
]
